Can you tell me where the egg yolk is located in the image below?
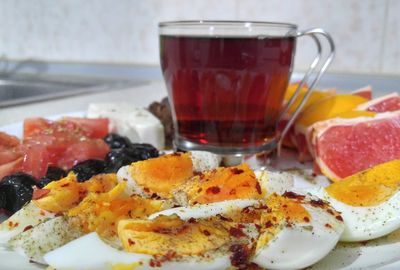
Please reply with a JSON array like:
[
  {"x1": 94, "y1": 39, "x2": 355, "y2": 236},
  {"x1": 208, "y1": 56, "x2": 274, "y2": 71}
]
[
  {"x1": 118, "y1": 215, "x2": 234, "y2": 256},
  {"x1": 33, "y1": 173, "x2": 118, "y2": 213},
  {"x1": 178, "y1": 164, "x2": 263, "y2": 205},
  {"x1": 129, "y1": 152, "x2": 193, "y2": 198},
  {"x1": 111, "y1": 262, "x2": 141, "y2": 270},
  {"x1": 68, "y1": 181, "x2": 164, "y2": 238},
  {"x1": 325, "y1": 159, "x2": 400, "y2": 206}
]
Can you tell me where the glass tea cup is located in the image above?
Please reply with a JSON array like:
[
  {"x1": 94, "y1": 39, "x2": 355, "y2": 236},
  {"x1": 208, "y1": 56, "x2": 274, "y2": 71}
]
[{"x1": 159, "y1": 21, "x2": 334, "y2": 155}]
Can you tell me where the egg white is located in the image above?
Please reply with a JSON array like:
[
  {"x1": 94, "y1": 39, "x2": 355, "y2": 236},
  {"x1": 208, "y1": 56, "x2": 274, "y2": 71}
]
[
  {"x1": 190, "y1": 151, "x2": 221, "y2": 172},
  {"x1": 252, "y1": 202, "x2": 344, "y2": 270},
  {"x1": 307, "y1": 187, "x2": 400, "y2": 242},
  {"x1": 149, "y1": 199, "x2": 260, "y2": 220},
  {"x1": 256, "y1": 170, "x2": 294, "y2": 196}
]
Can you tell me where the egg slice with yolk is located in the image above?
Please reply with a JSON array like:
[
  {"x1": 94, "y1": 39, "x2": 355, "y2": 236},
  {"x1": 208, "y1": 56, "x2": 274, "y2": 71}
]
[
  {"x1": 307, "y1": 159, "x2": 400, "y2": 242},
  {"x1": 252, "y1": 192, "x2": 344, "y2": 270},
  {"x1": 117, "y1": 151, "x2": 220, "y2": 199},
  {"x1": 44, "y1": 210, "x2": 258, "y2": 270}
]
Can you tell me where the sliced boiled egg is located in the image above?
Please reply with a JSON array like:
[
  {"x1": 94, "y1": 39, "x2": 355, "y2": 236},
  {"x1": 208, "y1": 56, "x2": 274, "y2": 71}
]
[
  {"x1": 252, "y1": 192, "x2": 344, "y2": 270},
  {"x1": 307, "y1": 159, "x2": 400, "y2": 242},
  {"x1": 117, "y1": 151, "x2": 220, "y2": 199},
  {"x1": 44, "y1": 213, "x2": 258, "y2": 270}
]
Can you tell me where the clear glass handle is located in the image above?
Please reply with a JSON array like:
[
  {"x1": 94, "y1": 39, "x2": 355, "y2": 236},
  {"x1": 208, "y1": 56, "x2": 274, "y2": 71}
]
[{"x1": 277, "y1": 28, "x2": 335, "y2": 155}]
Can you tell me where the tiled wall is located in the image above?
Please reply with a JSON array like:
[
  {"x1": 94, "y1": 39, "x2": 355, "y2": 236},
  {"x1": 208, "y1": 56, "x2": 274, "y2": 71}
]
[{"x1": 0, "y1": 0, "x2": 398, "y2": 75}]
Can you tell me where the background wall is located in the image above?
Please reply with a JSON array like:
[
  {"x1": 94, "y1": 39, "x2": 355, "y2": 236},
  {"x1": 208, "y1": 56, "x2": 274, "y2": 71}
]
[{"x1": 0, "y1": 0, "x2": 398, "y2": 75}]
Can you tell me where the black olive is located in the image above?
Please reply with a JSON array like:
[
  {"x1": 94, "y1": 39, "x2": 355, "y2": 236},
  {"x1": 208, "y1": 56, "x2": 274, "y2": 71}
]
[
  {"x1": 105, "y1": 148, "x2": 139, "y2": 172},
  {"x1": 0, "y1": 172, "x2": 37, "y2": 213},
  {"x1": 71, "y1": 159, "x2": 107, "y2": 182},
  {"x1": 129, "y1": 143, "x2": 159, "y2": 159},
  {"x1": 105, "y1": 143, "x2": 159, "y2": 172},
  {"x1": 45, "y1": 166, "x2": 67, "y2": 181},
  {"x1": 37, "y1": 166, "x2": 67, "y2": 188},
  {"x1": 0, "y1": 190, "x2": 6, "y2": 209},
  {"x1": 103, "y1": 133, "x2": 133, "y2": 149},
  {"x1": 1, "y1": 172, "x2": 37, "y2": 187}
]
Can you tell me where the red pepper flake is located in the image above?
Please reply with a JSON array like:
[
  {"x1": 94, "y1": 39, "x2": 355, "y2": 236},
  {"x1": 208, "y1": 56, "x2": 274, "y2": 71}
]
[
  {"x1": 143, "y1": 187, "x2": 150, "y2": 193},
  {"x1": 326, "y1": 209, "x2": 335, "y2": 215},
  {"x1": 128, "y1": 239, "x2": 135, "y2": 246},
  {"x1": 197, "y1": 188, "x2": 203, "y2": 193},
  {"x1": 203, "y1": 230, "x2": 211, "y2": 236},
  {"x1": 229, "y1": 227, "x2": 246, "y2": 238},
  {"x1": 23, "y1": 225, "x2": 33, "y2": 232},
  {"x1": 336, "y1": 215, "x2": 344, "y2": 222},
  {"x1": 230, "y1": 168, "x2": 244, "y2": 174},
  {"x1": 325, "y1": 223, "x2": 332, "y2": 228},
  {"x1": 265, "y1": 220, "x2": 273, "y2": 228},
  {"x1": 149, "y1": 251, "x2": 176, "y2": 267},
  {"x1": 60, "y1": 183, "x2": 70, "y2": 187},
  {"x1": 255, "y1": 182, "x2": 262, "y2": 194},
  {"x1": 32, "y1": 189, "x2": 51, "y2": 200},
  {"x1": 217, "y1": 214, "x2": 232, "y2": 222},
  {"x1": 229, "y1": 189, "x2": 237, "y2": 195},
  {"x1": 188, "y1": 217, "x2": 196, "y2": 223},
  {"x1": 303, "y1": 216, "x2": 310, "y2": 223},
  {"x1": 229, "y1": 244, "x2": 250, "y2": 268},
  {"x1": 154, "y1": 225, "x2": 188, "y2": 235},
  {"x1": 206, "y1": 186, "x2": 220, "y2": 194},
  {"x1": 310, "y1": 199, "x2": 326, "y2": 208},
  {"x1": 283, "y1": 191, "x2": 305, "y2": 200}
]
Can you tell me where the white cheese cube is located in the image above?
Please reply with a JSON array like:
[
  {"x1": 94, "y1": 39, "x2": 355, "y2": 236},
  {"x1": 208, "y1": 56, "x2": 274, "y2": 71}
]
[{"x1": 87, "y1": 103, "x2": 165, "y2": 149}]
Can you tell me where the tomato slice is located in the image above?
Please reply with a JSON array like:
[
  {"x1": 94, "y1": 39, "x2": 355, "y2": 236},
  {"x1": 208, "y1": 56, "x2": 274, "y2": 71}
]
[
  {"x1": 63, "y1": 117, "x2": 110, "y2": 139},
  {"x1": 32, "y1": 188, "x2": 50, "y2": 200},
  {"x1": 58, "y1": 139, "x2": 110, "y2": 169},
  {"x1": 0, "y1": 132, "x2": 20, "y2": 150},
  {"x1": 0, "y1": 158, "x2": 23, "y2": 180},
  {"x1": 0, "y1": 150, "x2": 23, "y2": 165},
  {"x1": 23, "y1": 118, "x2": 52, "y2": 138},
  {"x1": 22, "y1": 145, "x2": 49, "y2": 179}
]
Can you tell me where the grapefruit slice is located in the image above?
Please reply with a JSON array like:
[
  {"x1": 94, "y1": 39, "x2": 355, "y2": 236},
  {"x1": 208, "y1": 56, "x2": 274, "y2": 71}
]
[
  {"x1": 294, "y1": 94, "x2": 368, "y2": 161},
  {"x1": 351, "y1": 85, "x2": 372, "y2": 100},
  {"x1": 311, "y1": 111, "x2": 400, "y2": 181},
  {"x1": 356, "y1": 92, "x2": 400, "y2": 112}
]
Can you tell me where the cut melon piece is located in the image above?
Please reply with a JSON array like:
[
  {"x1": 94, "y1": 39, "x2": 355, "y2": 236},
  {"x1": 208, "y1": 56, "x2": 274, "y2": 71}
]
[
  {"x1": 311, "y1": 111, "x2": 400, "y2": 181},
  {"x1": 356, "y1": 92, "x2": 400, "y2": 112}
]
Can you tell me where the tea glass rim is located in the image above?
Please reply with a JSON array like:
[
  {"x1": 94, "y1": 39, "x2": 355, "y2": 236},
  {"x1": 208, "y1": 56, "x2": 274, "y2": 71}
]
[
  {"x1": 159, "y1": 20, "x2": 297, "y2": 29},
  {"x1": 159, "y1": 20, "x2": 298, "y2": 37}
]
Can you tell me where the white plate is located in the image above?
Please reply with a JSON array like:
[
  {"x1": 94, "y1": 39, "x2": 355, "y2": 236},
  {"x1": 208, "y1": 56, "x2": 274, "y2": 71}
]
[{"x1": 1, "y1": 112, "x2": 400, "y2": 270}]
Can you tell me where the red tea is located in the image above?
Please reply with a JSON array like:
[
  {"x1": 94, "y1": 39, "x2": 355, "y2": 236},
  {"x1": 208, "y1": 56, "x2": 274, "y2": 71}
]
[{"x1": 160, "y1": 35, "x2": 296, "y2": 151}]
